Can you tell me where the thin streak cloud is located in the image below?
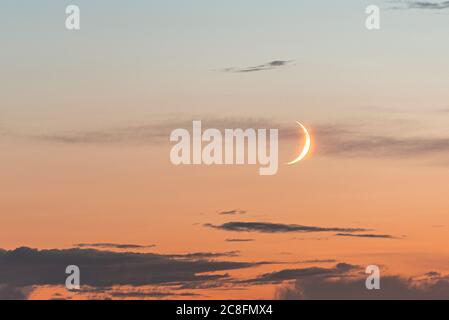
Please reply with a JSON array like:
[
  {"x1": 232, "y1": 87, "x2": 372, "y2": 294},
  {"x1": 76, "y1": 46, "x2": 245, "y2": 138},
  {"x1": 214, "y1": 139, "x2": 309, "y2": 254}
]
[
  {"x1": 335, "y1": 233, "x2": 396, "y2": 239},
  {"x1": 219, "y1": 210, "x2": 247, "y2": 215},
  {"x1": 204, "y1": 221, "x2": 369, "y2": 234},
  {"x1": 224, "y1": 60, "x2": 294, "y2": 73},
  {"x1": 74, "y1": 243, "x2": 156, "y2": 250},
  {"x1": 13, "y1": 117, "x2": 449, "y2": 163}
]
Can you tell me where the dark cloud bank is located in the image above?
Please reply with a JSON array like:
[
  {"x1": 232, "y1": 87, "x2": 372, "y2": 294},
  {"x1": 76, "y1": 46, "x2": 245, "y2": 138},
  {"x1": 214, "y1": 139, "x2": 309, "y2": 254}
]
[
  {"x1": 0, "y1": 247, "x2": 268, "y2": 299},
  {"x1": 2, "y1": 247, "x2": 449, "y2": 300},
  {"x1": 277, "y1": 275, "x2": 449, "y2": 300}
]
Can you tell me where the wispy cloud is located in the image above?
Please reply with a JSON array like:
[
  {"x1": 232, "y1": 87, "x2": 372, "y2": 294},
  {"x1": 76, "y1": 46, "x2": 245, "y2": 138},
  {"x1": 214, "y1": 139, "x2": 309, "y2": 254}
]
[
  {"x1": 224, "y1": 60, "x2": 294, "y2": 73},
  {"x1": 204, "y1": 221, "x2": 369, "y2": 234},
  {"x1": 219, "y1": 210, "x2": 247, "y2": 216},
  {"x1": 394, "y1": 1, "x2": 449, "y2": 10},
  {"x1": 335, "y1": 233, "x2": 396, "y2": 239},
  {"x1": 166, "y1": 251, "x2": 240, "y2": 259},
  {"x1": 225, "y1": 239, "x2": 255, "y2": 242},
  {"x1": 314, "y1": 123, "x2": 449, "y2": 159},
  {"x1": 16, "y1": 116, "x2": 449, "y2": 164},
  {"x1": 28, "y1": 118, "x2": 277, "y2": 145},
  {"x1": 298, "y1": 259, "x2": 337, "y2": 264},
  {"x1": 35, "y1": 124, "x2": 170, "y2": 145},
  {"x1": 74, "y1": 243, "x2": 156, "y2": 250}
]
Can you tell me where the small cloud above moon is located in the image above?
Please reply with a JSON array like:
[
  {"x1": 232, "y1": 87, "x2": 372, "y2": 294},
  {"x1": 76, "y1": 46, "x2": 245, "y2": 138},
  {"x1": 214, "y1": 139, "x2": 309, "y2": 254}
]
[{"x1": 224, "y1": 60, "x2": 294, "y2": 73}]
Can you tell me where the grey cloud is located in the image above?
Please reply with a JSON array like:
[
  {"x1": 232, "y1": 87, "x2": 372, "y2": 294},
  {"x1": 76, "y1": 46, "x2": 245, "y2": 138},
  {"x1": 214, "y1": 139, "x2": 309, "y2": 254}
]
[
  {"x1": 335, "y1": 233, "x2": 396, "y2": 239},
  {"x1": 109, "y1": 290, "x2": 201, "y2": 298},
  {"x1": 176, "y1": 281, "x2": 230, "y2": 290},
  {"x1": 35, "y1": 124, "x2": 170, "y2": 145},
  {"x1": 290, "y1": 237, "x2": 329, "y2": 241},
  {"x1": 400, "y1": 1, "x2": 449, "y2": 9},
  {"x1": 61, "y1": 286, "x2": 203, "y2": 299},
  {"x1": 224, "y1": 60, "x2": 293, "y2": 73},
  {"x1": 0, "y1": 285, "x2": 32, "y2": 300},
  {"x1": 323, "y1": 135, "x2": 449, "y2": 157},
  {"x1": 425, "y1": 271, "x2": 442, "y2": 278},
  {"x1": 74, "y1": 243, "x2": 156, "y2": 250},
  {"x1": 166, "y1": 251, "x2": 240, "y2": 259},
  {"x1": 299, "y1": 259, "x2": 337, "y2": 264},
  {"x1": 235, "y1": 120, "x2": 449, "y2": 160},
  {"x1": 31, "y1": 118, "x2": 277, "y2": 145},
  {"x1": 225, "y1": 239, "x2": 255, "y2": 242},
  {"x1": 219, "y1": 210, "x2": 247, "y2": 215},
  {"x1": 204, "y1": 222, "x2": 369, "y2": 234},
  {"x1": 21, "y1": 116, "x2": 449, "y2": 162},
  {"x1": 277, "y1": 274, "x2": 449, "y2": 300},
  {"x1": 244, "y1": 263, "x2": 359, "y2": 285},
  {"x1": 312, "y1": 123, "x2": 449, "y2": 159}
]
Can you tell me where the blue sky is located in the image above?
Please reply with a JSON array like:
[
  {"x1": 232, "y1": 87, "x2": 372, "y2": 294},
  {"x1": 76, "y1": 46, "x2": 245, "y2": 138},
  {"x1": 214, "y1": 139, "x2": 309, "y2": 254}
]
[{"x1": 2, "y1": 0, "x2": 449, "y2": 131}]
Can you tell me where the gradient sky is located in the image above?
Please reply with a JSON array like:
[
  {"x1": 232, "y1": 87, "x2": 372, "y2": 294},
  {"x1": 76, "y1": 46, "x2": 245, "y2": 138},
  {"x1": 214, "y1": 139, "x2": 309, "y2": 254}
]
[{"x1": 2, "y1": 0, "x2": 449, "y2": 299}]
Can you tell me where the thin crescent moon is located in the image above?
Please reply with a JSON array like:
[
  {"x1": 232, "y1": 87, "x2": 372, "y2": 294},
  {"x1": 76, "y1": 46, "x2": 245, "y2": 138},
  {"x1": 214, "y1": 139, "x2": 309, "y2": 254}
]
[{"x1": 286, "y1": 121, "x2": 311, "y2": 165}]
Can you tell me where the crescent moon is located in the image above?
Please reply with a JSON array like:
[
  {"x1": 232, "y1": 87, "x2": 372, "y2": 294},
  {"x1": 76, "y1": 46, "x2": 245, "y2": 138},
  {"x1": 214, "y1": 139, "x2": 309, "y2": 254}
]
[{"x1": 286, "y1": 121, "x2": 311, "y2": 165}]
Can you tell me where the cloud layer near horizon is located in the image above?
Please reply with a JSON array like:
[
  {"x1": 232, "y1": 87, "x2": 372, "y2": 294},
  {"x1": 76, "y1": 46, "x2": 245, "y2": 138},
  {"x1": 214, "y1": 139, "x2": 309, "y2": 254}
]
[
  {"x1": 2, "y1": 246, "x2": 449, "y2": 300},
  {"x1": 0, "y1": 247, "x2": 264, "y2": 291},
  {"x1": 277, "y1": 275, "x2": 449, "y2": 300}
]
